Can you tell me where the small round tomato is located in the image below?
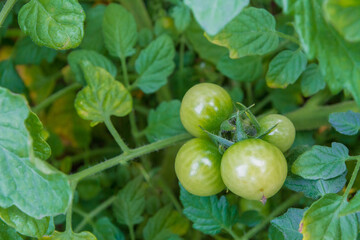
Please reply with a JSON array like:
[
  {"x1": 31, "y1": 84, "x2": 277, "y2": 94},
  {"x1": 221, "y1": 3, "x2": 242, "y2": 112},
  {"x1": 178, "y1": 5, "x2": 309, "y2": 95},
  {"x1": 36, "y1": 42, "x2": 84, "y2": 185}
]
[
  {"x1": 221, "y1": 139, "x2": 287, "y2": 201},
  {"x1": 180, "y1": 83, "x2": 233, "y2": 137},
  {"x1": 175, "y1": 138, "x2": 225, "y2": 196},
  {"x1": 259, "y1": 114, "x2": 296, "y2": 152}
]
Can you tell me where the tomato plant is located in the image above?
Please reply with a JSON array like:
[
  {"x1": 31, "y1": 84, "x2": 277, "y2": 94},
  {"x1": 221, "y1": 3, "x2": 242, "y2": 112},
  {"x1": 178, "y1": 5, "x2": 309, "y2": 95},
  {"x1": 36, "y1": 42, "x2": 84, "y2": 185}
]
[{"x1": 0, "y1": 0, "x2": 360, "y2": 240}]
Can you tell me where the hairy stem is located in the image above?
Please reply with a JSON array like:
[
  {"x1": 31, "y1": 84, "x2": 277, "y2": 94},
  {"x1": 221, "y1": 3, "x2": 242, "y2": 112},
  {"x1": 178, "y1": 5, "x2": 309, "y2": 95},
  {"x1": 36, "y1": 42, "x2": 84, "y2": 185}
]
[
  {"x1": 343, "y1": 158, "x2": 360, "y2": 202},
  {"x1": 75, "y1": 196, "x2": 117, "y2": 232},
  {"x1": 0, "y1": 0, "x2": 17, "y2": 26},
  {"x1": 241, "y1": 193, "x2": 303, "y2": 240},
  {"x1": 104, "y1": 116, "x2": 130, "y2": 152},
  {"x1": 285, "y1": 101, "x2": 358, "y2": 131},
  {"x1": 32, "y1": 83, "x2": 82, "y2": 113},
  {"x1": 117, "y1": 0, "x2": 152, "y2": 29},
  {"x1": 276, "y1": 31, "x2": 301, "y2": 45},
  {"x1": 65, "y1": 182, "x2": 78, "y2": 233},
  {"x1": 68, "y1": 147, "x2": 120, "y2": 164},
  {"x1": 68, "y1": 133, "x2": 191, "y2": 182}
]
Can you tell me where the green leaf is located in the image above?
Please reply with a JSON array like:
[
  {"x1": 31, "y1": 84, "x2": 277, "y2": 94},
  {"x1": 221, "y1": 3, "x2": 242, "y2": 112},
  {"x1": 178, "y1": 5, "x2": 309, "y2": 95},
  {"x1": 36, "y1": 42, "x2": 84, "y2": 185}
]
[
  {"x1": 184, "y1": 0, "x2": 249, "y2": 35},
  {"x1": 68, "y1": 49, "x2": 117, "y2": 85},
  {"x1": 75, "y1": 69, "x2": 129, "y2": 119},
  {"x1": 26, "y1": 112, "x2": 51, "y2": 160},
  {"x1": 75, "y1": 63, "x2": 132, "y2": 125},
  {"x1": 170, "y1": 3, "x2": 191, "y2": 33},
  {"x1": 0, "y1": 60, "x2": 25, "y2": 93},
  {"x1": 217, "y1": 55, "x2": 262, "y2": 82},
  {"x1": 18, "y1": 0, "x2": 85, "y2": 50},
  {"x1": 292, "y1": 142, "x2": 349, "y2": 180},
  {"x1": 300, "y1": 63, "x2": 326, "y2": 97},
  {"x1": 0, "y1": 206, "x2": 53, "y2": 238},
  {"x1": 340, "y1": 192, "x2": 360, "y2": 216},
  {"x1": 93, "y1": 217, "x2": 125, "y2": 240},
  {"x1": 323, "y1": 0, "x2": 360, "y2": 42},
  {"x1": 145, "y1": 100, "x2": 186, "y2": 143},
  {"x1": 266, "y1": 50, "x2": 307, "y2": 88},
  {"x1": 293, "y1": 0, "x2": 360, "y2": 106},
  {"x1": 143, "y1": 205, "x2": 182, "y2": 240},
  {"x1": 80, "y1": 5, "x2": 106, "y2": 53},
  {"x1": 0, "y1": 219, "x2": 22, "y2": 240},
  {"x1": 206, "y1": 7, "x2": 279, "y2": 58},
  {"x1": 13, "y1": 37, "x2": 57, "y2": 64},
  {"x1": 270, "y1": 208, "x2": 305, "y2": 240},
  {"x1": 302, "y1": 194, "x2": 358, "y2": 240},
  {"x1": 113, "y1": 176, "x2": 146, "y2": 227},
  {"x1": 41, "y1": 231, "x2": 97, "y2": 240},
  {"x1": 285, "y1": 172, "x2": 347, "y2": 199},
  {"x1": 180, "y1": 185, "x2": 239, "y2": 235},
  {"x1": 185, "y1": 19, "x2": 227, "y2": 64},
  {"x1": 135, "y1": 35, "x2": 175, "y2": 94},
  {"x1": 329, "y1": 111, "x2": 360, "y2": 136},
  {"x1": 0, "y1": 87, "x2": 71, "y2": 219},
  {"x1": 103, "y1": 3, "x2": 137, "y2": 59}
]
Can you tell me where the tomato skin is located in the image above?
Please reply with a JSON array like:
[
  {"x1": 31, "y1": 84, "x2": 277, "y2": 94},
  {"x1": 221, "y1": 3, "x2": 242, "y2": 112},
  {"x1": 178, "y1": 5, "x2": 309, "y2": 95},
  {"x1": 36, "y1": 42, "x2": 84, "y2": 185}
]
[
  {"x1": 221, "y1": 139, "x2": 287, "y2": 200},
  {"x1": 259, "y1": 114, "x2": 296, "y2": 152},
  {"x1": 180, "y1": 83, "x2": 233, "y2": 137},
  {"x1": 175, "y1": 138, "x2": 225, "y2": 196}
]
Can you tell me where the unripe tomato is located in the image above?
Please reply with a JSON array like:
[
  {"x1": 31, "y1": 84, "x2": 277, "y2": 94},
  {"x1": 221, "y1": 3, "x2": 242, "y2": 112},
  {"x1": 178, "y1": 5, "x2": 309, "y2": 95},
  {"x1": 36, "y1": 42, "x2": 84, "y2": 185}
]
[
  {"x1": 259, "y1": 114, "x2": 296, "y2": 152},
  {"x1": 175, "y1": 138, "x2": 225, "y2": 196},
  {"x1": 180, "y1": 83, "x2": 233, "y2": 137},
  {"x1": 221, "y1": 139, "x2": 287, "y2": 201}
]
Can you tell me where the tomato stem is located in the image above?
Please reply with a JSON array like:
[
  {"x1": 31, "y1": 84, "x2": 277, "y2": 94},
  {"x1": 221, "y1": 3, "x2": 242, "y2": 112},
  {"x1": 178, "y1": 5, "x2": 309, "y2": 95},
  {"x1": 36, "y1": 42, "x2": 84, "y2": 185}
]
[
  {"x1": 32, "y1": 82, "x2": 82, "y2": 113},
  {"x1": 0, "y1": 0, "x2": 16, "y2": 27},
  {"x1": 68, "y1": 133, "x2": 191, "y2": 182},
  {"x1": 74, "y1": 196, "x2": 117, "y2": 232},
  {"x1": 104, "y1": 115, "x2": 130, "y2": 152},
  {"x1": 342, "y1": 158, "x2": 360, "y2": 202}
]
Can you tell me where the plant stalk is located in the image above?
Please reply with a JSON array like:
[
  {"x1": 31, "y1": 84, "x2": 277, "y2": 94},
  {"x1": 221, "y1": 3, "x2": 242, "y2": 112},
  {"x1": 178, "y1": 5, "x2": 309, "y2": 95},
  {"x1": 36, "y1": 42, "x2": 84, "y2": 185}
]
[
  {"x1": 104, "y1": 116, "x2": 130, "y2": 152},
  {"x1": 0, "y1": 0, "x2": 16, "y2": 27},
  {"x1": 68, "y1": 133, "x2": 191, "y2": 182}
]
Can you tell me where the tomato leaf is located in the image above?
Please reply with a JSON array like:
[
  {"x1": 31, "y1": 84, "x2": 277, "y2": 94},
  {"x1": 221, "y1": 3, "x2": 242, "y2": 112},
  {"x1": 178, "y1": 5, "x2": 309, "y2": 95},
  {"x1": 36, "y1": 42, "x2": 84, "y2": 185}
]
[
  {"x1": 18, "y1": 0, "x2": 85, "y2": 50},
  {"x1": 217, "y1": 55, "x2": 262, "y2": 82},
  {"x1": 293, "y1": 0, "x2": 360, "y2": 106},
  {"x1": 74, "y1": 63, "x2": 132, "y2": 126},
  {"x1": 0, "y1": 87, "x2": 71, "y2": 218},
  {"x1": 185, "y1": 19, "x2": 227, "y2": 64},
  {"x1": 143, "y1": 205, "x2": 183, "y2": 240},
  {"x1": 80, "y1": 5, "x2": 106, "y2": 53},
  {"x1": 206, "y1": 7, "x2": 279, "y2": 58},
  {"x1": 0, "y1": 206, "x2": 53, "y2": 238},
  {"x1": 300, "y1": 64, "x2": 326, "y2": 97},
  {"x1": 329, "y1": 111, "x2": 360, "y2": 136},
  {"x1": 13, "y1": 37, "x2": 57, "y2": 65},
  {"x1": 170, "y1": 2, "x2": 191, "y2": 33},
  {"x1": 145, "y1": 100, "x2": 186, "y2": 143},
  {"x1": 180, "y1": 185, "x2": 239, "y2": 235},
  {"x1": 40, "y1": 231, "x2": 97, "y2": 240},
  {"x1": 0, "y1": 219, "x2": 22, "y2": 240},
  {"x1": 68, "y1": 49, "x2": 117, "y2": 85},
  {"x1": 103, "y1": 3, "x2": 138, "y2": 59},
  {"x1": 266, "y1": 50, "x2": 307, "y2": 88},
  {"x1": 285, "y1": 172, "x2": 347, "y2": 199},
  {"x1": 93, "y1": 217, "x2": 125, "y2": 240},
  {"x1": 270, "y1": 208, "x2": 306, "y2": 240},
  {"x1": 135, "y1": 35, "x2": 175, "y2": 93},
  {"x1": 292, "y1": 143, "x2": 349, "y2": 180},
  {"x1": 184, "y1": 0, "x2": 249, "y2": 35},
  {"x1": 301, "y1": 194, "x2": 358, "y2": 240},
  {"x1": 323, "y1": 0, "x2": 360, "y2": 42},
  {"x1": 113, "y1": 177, "x2": 146, "y2": 227},
  {"x1": 339, "y1": 192, "x2": 360, "y2": 217},
  {"x1": 0, "y1": 60, "x2": 25, "y2": 93}
]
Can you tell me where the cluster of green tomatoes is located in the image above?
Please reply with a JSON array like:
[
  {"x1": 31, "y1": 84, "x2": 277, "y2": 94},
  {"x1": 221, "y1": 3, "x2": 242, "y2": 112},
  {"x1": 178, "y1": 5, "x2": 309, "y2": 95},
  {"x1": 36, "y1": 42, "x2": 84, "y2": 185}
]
[{"x1": 176, "y1": 83, "x2": 296, "y2": 203}]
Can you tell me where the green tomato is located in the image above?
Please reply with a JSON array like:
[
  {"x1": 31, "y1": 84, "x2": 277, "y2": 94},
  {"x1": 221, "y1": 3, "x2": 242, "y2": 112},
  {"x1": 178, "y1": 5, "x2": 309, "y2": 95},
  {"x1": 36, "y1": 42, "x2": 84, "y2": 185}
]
[
  {"x1": 175, "y1": 138, "x2": 225, "y2": 196},
  {"x1": 221, "y1": 139, "x2": 287, "y2": 201},
  {"x1": 259, "y1": 114, "x2": 296, "y2": 152},
  {"x1": 180, "y1": 83, "x2": 233, "y2": 137}
]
